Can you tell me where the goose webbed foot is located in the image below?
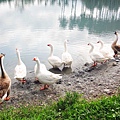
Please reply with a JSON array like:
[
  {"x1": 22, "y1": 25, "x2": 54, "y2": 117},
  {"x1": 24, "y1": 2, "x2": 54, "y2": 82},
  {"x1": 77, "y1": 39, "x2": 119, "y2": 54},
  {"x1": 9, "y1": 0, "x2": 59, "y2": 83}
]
[
  {"x1": 91, "y1": 62, "x2": 97, "y2": 67},
  {"x1": 40, "y1": 84, "x2": 49, "y2": 90},
  {"x1": 103, "y1": 60, "x2": 108, "y2": 63},
  {"x1": 4, "y1": 96, "x2": 10, "y2": 101},
  {"x1": 113, "y1": 54, "x2": 118, "y2": 58},
  {"x1": 20, "y1": 78, "x2": 26, "y2": 84}
]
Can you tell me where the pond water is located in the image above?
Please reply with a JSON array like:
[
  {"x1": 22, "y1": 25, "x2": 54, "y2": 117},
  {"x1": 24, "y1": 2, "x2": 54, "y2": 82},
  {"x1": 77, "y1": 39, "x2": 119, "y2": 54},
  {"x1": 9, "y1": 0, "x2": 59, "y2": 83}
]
[{"x1": 0, "y1": 0, "x2": 120, "y2": 82}]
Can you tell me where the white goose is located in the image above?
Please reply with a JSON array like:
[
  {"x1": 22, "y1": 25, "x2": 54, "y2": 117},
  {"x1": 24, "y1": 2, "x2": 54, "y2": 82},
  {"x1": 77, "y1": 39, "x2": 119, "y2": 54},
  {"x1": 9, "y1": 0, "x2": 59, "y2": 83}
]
[
  {"x1": 62, "y1": 40, "x2": 73, "y2": 67},
  {"x1": 97, "y1": 40, "x2": 113, "y2": 59},
  {"x1": 33, "y1": 57, "x2": 62, "y2": 90},
  {"x1": 0, "y1": 53, "x2": 11, "y2": 104},
  {"x1": 14, "y1": 48, "x2": 27, "y2": 83},
  {"x1": 47, "y1": 44, "x2": 63, "y2": 68},
  {"x1": 88, "y1": 43, "x2": 108, "y2": 66},
  {"x1": 34, "y1": 60, "x2": 47, "y2": 81}
]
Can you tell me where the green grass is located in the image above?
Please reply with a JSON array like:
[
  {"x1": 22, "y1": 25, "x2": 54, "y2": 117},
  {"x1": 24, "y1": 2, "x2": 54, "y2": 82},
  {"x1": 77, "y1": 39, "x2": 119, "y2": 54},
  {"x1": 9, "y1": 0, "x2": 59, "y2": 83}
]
[{"x1": 0, "y1": 92, "x2": 120, "y2": 120}]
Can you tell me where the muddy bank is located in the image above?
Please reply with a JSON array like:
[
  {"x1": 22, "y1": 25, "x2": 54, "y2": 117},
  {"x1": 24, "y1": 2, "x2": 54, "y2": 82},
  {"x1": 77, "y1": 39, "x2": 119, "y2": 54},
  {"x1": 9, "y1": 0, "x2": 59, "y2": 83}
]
[{"x1": 0, "y1": 59, "x2": 120, "y2": 109}]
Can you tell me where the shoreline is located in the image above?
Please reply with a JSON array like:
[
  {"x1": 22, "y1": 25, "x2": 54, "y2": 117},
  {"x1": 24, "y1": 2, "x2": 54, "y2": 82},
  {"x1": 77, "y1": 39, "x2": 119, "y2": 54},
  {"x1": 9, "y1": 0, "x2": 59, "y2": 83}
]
[{"x1": 0, "y1": 59, "x2": 120, "y2": 109}]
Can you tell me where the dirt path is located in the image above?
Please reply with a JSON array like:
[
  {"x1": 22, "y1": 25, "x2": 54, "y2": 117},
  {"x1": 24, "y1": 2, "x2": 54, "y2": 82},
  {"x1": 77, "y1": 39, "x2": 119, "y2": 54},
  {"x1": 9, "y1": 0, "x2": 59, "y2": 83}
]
[{"x1": 0, "y1": 59, "x2": 120, "y2": 109}]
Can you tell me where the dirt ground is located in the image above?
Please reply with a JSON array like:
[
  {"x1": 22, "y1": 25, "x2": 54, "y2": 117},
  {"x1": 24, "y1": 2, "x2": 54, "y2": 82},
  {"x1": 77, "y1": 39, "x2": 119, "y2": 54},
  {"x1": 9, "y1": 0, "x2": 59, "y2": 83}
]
[{"x1": 0, "y1": 58, "x2": 120, "y2": 109}]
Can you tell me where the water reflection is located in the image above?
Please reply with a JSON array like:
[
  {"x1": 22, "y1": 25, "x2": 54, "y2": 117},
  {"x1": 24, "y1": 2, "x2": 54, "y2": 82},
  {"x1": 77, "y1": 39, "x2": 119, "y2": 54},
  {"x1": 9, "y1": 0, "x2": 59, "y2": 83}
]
[
  {"x1": 0, "y1": 0, "x2": 12, "y2": 3},
  {"x1": 62, "y1": 67, "x2": 72, "y2": 74},
  {"x1": 0, "y1": 0, "x2": 120, "y2": 33},
  {"x1": 81, "y1": 0, "x2": 120, "y2": 10},
  {"x1": 49, "y1": 67, "x2": 72, "y2": 75},
  {"x1": 49, "y1": 68, "x2": 62, "y2": 74},
  {"x1": 58, "y1": 0, "x2": 120, "y2": 33}
]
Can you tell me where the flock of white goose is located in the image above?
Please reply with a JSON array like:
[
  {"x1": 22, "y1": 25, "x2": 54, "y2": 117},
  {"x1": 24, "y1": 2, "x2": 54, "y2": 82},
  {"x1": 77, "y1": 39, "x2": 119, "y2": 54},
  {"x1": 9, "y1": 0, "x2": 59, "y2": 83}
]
[{"x1": 0, "y1": 32, "x2": 119, "y2": 104}]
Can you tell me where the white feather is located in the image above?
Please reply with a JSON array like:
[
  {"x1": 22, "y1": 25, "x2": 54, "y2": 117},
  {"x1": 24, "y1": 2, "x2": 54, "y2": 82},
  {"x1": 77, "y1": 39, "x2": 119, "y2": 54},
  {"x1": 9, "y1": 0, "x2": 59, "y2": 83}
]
[
  {"x1": 47, "y1": 44, "x2": 63, "y2": 68},
  {"x1": 14, "y1": 48, "x2": 27, "y2": 81},
  {"x1": 62, "y1": 40, "x2": 73, "y2": 67},
  {"x1": 33, "y1": 57, "x2": 62, "y2": 85}
]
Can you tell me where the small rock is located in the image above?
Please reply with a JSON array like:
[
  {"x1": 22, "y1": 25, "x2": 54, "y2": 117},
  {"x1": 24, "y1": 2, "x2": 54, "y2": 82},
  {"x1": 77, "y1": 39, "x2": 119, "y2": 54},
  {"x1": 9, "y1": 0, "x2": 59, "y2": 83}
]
[
  {"x1": 56, "y1": 79, "x2": 62, "y2": 84},
  {"x1": 83, "y1": 78, "x2": 87, "y2": 81},
  {"x1": 78, "y1": 70, "x2": 85, "y2": 75},
  {"x1": 112, "y1": 62, "x2": 117, "y2": 66},
  {"x1": 84, "y1": 67, "x2": 95, "y2": 72},
  {"x1": 75, "y1": 74, "x2": 81, "y2": 77},
  {"x1": 67, "y1": 82, "x2": 71, "y2": 86},
  {"x1": 104, "y1": 89, "x2": 110, "y2": 93},
  {"x1": 76, "y1": 79, "x2": 80, "y2": 83},
  {"x1": 104, "y1": 89, "x2": 114, "y2": 95},
  {"x1": 98, "y1": 83, "x2": 102, "y2": 86},
  {"x1": 76, "y1": 85, "x2": 82, "y2": 89},
  {"x1": 78, "y1": 83, "x2": 81, "y2": 85},
  {"x1": 89, "y1": 77, "x2": 95, "y2": 81},
  {"x1": 93, "y1": 93, "x2": 98, "y2": 97},
  {"x1": 115, "y1": 59, "x2": 120, "y2": 62},
  {"x1": 89, "y1": 90, "x2": 94, "y2": 93},
  {"x1": 71, "y1": 75, "x2": 75, "y2": 78},
  {"x1": 84, "y1": 62, "x2": 90, "y2": 66},
  {"x1": 90, "y1": 79, "x2": 94, "y2": 82}
]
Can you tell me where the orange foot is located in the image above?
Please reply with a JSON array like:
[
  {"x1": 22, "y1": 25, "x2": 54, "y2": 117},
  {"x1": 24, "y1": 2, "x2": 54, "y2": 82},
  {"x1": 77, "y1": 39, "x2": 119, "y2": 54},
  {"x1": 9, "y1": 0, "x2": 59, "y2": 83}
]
[
  {"x1": 20, "y1": 79, "x2": 26, "y2": 84},
  {"x1": 104, "y1": 60, "x2": 107, "y2": 63},
  {"x1": 91, "y1": 62, "x2": 97, "y2": 67},
  {"x1": 4, "y1": 97, "x2": 10, "y2": 101},
  {"x1": 40, "y1": 84, "x2": 49, "y2": 90}
]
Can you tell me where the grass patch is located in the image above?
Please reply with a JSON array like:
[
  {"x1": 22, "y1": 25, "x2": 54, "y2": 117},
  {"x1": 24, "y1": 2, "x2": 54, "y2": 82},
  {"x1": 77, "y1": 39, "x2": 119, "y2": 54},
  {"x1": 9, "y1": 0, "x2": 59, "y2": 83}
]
[{"x1": 0, "y1": 92, "x2": 120, "y2": 120}]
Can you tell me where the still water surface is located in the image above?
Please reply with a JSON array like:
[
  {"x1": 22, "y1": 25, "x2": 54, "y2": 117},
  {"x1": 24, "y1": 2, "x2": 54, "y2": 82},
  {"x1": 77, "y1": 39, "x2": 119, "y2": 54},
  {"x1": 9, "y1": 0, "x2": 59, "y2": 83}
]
[{"x1": 0, "y1": 0, "x2": 120, "y2": 82}]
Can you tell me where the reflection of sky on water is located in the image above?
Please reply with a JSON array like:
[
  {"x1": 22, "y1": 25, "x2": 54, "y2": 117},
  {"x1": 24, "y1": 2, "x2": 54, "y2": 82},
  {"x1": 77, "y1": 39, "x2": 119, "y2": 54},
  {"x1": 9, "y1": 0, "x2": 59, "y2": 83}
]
[
  {"x1": 0, "y1": 0, "x2": 120, "y2": 34},
  {"x1": 0, "y1": 0, "x2": 119, "y2": 82}
]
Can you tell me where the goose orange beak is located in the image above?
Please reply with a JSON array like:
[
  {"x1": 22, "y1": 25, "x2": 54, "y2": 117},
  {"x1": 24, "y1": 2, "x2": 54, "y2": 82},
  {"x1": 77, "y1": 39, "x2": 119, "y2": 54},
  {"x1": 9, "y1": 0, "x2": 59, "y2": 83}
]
[{"x1": 33, "y1": 57, "x2": 36, "y2": 61}]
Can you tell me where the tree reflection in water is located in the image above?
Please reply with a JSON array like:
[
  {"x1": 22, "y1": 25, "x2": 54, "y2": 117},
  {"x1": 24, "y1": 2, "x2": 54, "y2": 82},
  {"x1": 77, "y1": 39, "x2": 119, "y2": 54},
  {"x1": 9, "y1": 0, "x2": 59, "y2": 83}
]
[{"x1": 0, "y1": 0, "x2": 120, "y2": 33}]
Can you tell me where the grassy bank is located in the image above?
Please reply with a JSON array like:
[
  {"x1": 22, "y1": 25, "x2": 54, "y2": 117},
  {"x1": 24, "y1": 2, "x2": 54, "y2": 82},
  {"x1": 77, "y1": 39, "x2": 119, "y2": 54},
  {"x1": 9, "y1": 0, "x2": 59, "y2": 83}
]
[{"x1": 0, "y1": 92, "x2": 120, "y2": 120}]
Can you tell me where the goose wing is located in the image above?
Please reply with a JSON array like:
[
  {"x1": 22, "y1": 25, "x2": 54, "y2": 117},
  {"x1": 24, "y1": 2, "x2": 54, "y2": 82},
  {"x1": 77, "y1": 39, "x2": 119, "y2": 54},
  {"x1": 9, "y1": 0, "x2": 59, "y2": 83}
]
[
  {"x1": 0, "y1": 81, "x2": 10, "y2": 99},
  {"x1": 62, "y1": 52, "x2": 73, "y2": 63},
  {"x1": 90, "y1": 52, "x2": 106, "y2": 62},
  {"x1": 48, "y1": 56, "x2": 62, "y2": 65},
  {"x1": 14, "y1": 63, "x2": 26, "y2": 79},
  {"x1": 114, "y1": 45, "x2": 120, "y2": 52},
  {"x1": 37, "y1": 71, "x2": 62, "y2": 84},
  {"x1": 34, "y1": 63, "x2": 47, "y2": 74},
  {"x1": 100, "y1": 49, "x2": 113, "y2": 59}
]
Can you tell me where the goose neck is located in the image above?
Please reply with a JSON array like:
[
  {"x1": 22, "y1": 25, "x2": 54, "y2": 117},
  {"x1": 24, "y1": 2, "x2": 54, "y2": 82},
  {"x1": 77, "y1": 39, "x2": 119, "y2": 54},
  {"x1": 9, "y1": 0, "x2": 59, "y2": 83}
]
[
  {"x1": 49, "y1": 45, "x2": 53, "y2": 56},
  {"x1": 113, "y1": 34, "x2": 118, "y2": 45},
  {"x1": 36, "y1": 60, "x2": 41, "y2": 74},
  {"x1": 89, "y1": 44, "x2": 94, "y2": 53},
  {"x1": 0, "y1": 57, "x2": 7, "y2": 78},
  {"x1": 99, "y1": 42, "x2": 103, "y2": 50},
  {"x1": 17, "y1": 51, "x2": 22, "y2": 65},
  {"x1": 64, "y1": 41, "x2": 67, "y2": 52}
]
